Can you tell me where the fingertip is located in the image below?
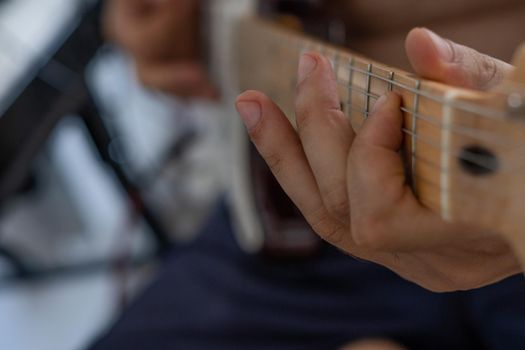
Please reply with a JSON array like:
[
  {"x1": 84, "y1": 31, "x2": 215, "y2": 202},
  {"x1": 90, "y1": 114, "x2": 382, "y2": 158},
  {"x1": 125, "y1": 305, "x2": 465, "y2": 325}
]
[
  {"x1": 297, "y1": 51, "x2": 335, "y2": 84},
  {"x1": 300, "y1": 51, "x2": 323, "y2": 64},
  {"x1": 235, "y1": 99, "x2": 262, "y2": 131},
  {"x1": 236, "y1": 90, "x2": 267, "y2": 104},
  {"x1": 371, "y1": 92, "x2": 401, "y2": 115},
  {"x1": 405, "y1": 27, "x2": 449, "y2": 79},
  {"x1": 361, "y1": 92, "x2": 404, "y2": 150},
  {"x1": 298, "y1": 53, "x2": 319, "y2": 84}
]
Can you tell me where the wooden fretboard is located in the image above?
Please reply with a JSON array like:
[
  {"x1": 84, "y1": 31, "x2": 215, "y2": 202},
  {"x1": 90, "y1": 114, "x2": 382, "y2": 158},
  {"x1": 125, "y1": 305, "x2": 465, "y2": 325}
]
[{"x1": 236, "y1": 18, "x2": 525, "y2": 237}]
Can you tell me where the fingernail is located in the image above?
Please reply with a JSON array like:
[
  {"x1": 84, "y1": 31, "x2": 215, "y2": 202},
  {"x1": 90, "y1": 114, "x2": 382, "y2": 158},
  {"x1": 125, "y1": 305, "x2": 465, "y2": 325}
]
[
  {"x1": 372, "y1": 94, "x2": 388, "y2": 114},
  {"x1": 298, "y1": 54, "x2": 317, "y2": 84},
  {"x1": 236, "y1": 101, "x2": 261, "y2": 130},
  {"x1": 424, "y1": 28, "x2": 453, "y2": 62}
]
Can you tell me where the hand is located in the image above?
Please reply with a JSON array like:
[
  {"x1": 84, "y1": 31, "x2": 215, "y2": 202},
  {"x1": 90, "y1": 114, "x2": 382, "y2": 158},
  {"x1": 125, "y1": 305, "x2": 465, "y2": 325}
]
[
  {"x1": 235, "y1": 28, "x2": 521, "y2": 292},
  {"x1": 103, "y1": 0, "x2": 216, "y2": 98}
]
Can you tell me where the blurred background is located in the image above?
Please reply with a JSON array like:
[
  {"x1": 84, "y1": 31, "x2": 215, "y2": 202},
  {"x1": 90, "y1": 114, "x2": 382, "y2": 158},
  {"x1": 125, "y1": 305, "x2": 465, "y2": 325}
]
[
  {"x1": 0, "y1": 1, "x2": 227, "y2": 349},
  {"x1": 2, "y1": 1, "x2": 525, "y2": 350}
]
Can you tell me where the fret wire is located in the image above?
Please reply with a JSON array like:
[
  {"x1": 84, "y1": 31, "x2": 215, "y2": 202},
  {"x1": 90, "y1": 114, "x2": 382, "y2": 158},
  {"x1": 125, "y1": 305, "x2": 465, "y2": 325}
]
[
  {"x1": 258, "y1": 29, "x2": 525, "y2": 200},
  {"x1": 282, "y1": 112, "x2": 511, "y2": 201},
  {"x1": 347, "y1": 103, "x2": 504, "y2": 173},
  {"x1": 342, "y1": 98, "x2": 525, "y2": 183},
  {"x1": 279, "y1": 55, "x2": 514, "y2": 154},
  {"x1": 345, "y1": 64, "x2": 508, "y2": 120},
  {"x1": 264, "y1": 23, "x2": 515, "y2": 120},
  {"x1": 261, "y1": 31, "x2": 523, "y2": 174},
  {"x1": 388, "y1": 71, "x2": 395, "y2": 92},
  {"x1": 411, "y1": 80, "x2": 421, "y2": 196},
  {"x1": 338, "y1": 81, "x2": 375, "y2": 97},
  {"x1": 338, "y1": 81, "x2": 521, "y2": 150},
  {"x1": 364, "y1": 64, "x2": 373, "y2": 119}
]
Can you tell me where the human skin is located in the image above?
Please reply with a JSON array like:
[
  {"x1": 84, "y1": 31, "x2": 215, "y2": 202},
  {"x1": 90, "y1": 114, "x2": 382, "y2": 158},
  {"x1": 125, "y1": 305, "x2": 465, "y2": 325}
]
[
  {"x1": 103, "y1": 0, "x2": 216, "y2": 98},
  {"x1": 333, "y1": 0, "x2": 525, "y2": 69},
  {"x1": 104, "y1": 0, "x2": 525, "y2": 291},
  {"x1": 104, "y1": 0, "x2": 525, "y2": 347},
  {"x1": 103, "y1": 0, "x2": 525, "y2": 96},
  {"x1": 235, "y1": 28, "x2": 522, "y2": 292}
]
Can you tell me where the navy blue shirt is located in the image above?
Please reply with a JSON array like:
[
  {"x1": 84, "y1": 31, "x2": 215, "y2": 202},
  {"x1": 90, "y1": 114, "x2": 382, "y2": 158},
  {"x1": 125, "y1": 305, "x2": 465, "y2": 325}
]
[{"x1": 91, "y1": 200, "x2": 525, "y2": 350}]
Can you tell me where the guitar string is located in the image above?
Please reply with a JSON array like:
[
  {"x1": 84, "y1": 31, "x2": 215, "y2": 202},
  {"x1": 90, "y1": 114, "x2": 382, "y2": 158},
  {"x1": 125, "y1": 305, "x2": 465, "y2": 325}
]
[
  {"x1": 345, "y1": 64, "x2": 514, "y2": 120},
  {"x1": 341, "y1": 87, "x2": 525, "y2": 173},
  {"x1": 255, "y1": 27, "x2": 524, "y2": 207},
  {"x1": 269, "y1": 30, "x2": 525, "y2": 155},
  {"x1": 346, "y1": 88, "x2": 525, "y2": 171},
  {"x1": 346, "y1": 103, "x2": 503, "y2": 173},
  {"x1": 257, "y1": 27, "x2": 525, "y2": 173},
  {"x1": 263, "y1": 60, "x2": 512, "y2": 175},
  {"x1": 272, "y1": 71, "x2": 520, "y2": 190},
  {"x1": 353, "y1": 119, "x2": 516, "y2": 200},
  {"x1": 264, "y1": 27, "x2": 525, "y2": 121},
  {"x1": 346, "y1": 99, "x2": 524, "y2": 176},
  {"x1": 337, "y1": 81, "x2": 520, "y2": 150},
  {"x1": 350, "y1": 109, "x2": 525, "y2": 201}
]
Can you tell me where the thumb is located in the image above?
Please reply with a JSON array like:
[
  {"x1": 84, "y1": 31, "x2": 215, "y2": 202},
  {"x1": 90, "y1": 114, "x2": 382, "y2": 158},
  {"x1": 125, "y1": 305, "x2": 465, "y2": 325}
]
[{"x1": 405, "y1": 27, "x2": 513, "y2": 90}]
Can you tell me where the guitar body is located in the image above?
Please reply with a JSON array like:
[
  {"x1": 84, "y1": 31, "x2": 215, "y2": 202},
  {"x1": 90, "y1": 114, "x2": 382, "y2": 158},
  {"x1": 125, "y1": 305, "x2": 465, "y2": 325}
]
[
  {"x1": 205, "y1": 0, "x2": 261, "y2": 253},
  {"x1": 206, "y1": 0, "x2": 335, "y2": 255},
  {"x1": 206, "y1": 1, "x2": 525, "y2": 264}
]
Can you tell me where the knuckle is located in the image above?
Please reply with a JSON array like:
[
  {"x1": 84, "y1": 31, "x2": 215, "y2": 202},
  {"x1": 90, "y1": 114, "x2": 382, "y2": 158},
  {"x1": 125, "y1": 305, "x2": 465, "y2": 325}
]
[
  {"x1": 440, "y1": 270, "x2": 479, "y2": 292},
  {"x1": 446, "y1": 39, "x2": 461, "y2": 64},
  {"x1": 307, "y1": 207, "x2": 345, "y2": 245},
  {"x1": 351, "y1": 213, "x2": 389, "y2": 250},
  {"x1": 325, "y1": 108, "x2": 348, "y2": 127},
  {"x1": 294, "y1": 95, "x2": 342, "y2": 134},
  {"x1": 294, "y1": 102, "x2": 314, "y2": 133},
  {"x1": 323, "y1": 183, "x2": 350, "y2": 219},
  {"x1": 308, "y1": 207, "x2": 331, "y2": 233},
  {"x1": 325, "y1": 225, "x2": 347, "y2": 246},
  {"x1": 474, "y1": 54, "x2": 500, "y2": 89}
]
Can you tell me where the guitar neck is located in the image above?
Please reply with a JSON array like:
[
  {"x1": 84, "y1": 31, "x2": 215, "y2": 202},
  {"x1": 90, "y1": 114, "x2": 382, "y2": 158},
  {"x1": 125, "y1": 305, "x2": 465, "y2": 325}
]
[{"x1": 236, "y1": 18, "x2": 525, "y2": 238}]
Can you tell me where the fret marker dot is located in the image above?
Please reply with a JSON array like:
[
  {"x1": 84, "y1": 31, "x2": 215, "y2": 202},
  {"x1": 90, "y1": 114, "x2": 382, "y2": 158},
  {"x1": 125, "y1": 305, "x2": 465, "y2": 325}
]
[{"x1": 458, "y1": 145, "x2": 498, "y2": 176}]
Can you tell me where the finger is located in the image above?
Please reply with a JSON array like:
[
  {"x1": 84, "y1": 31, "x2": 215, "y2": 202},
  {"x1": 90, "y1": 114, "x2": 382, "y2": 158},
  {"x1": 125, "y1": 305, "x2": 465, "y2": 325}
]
[
  {"x1": 405, "y1": 28, "x2": 513, "y2": 90},
  {"x1": 349, "y1": 93, "x2": 484, "y2": 251},
  {"x1": 295, "y1": 53, "x2": 354, "y2": 223},
  {"x1": 135, "y1": 60, "x2": 217, "y2": 99},
  {"x1": 236, "y1": 90, "x2": 348, "y2": 246},
  {"x1": 348, "y1": 93, "x2": 407, "y2": 227}
]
